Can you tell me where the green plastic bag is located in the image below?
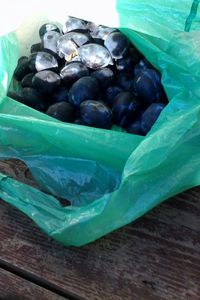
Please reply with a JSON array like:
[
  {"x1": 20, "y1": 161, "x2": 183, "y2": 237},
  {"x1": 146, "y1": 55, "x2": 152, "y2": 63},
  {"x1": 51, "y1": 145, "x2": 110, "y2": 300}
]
[{"x1": 0, "y1": 0, "x2": 200, "y2": 246}]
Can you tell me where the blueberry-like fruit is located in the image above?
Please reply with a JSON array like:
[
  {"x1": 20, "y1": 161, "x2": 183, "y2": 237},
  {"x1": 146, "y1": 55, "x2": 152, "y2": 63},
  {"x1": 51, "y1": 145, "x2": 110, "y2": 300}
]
[
  {"x1": 78, "y1": 43, "x2": 113, "y2": 69},
  {"x1": 30, "y1": 43, "x2": 43, "y2": 53},
  {"x1": 32, "y1": 70, "x2": 61, "y2": 93},
  {"x1": 133, "y1": 69, "x2": 164, "y2": 105},
  {"x1": 116, "y1": 47, "x2": 141, "y2": 73},
  {"x1": 52, "y1": 86, "x2": 69, "y2": 103},
  {"x1": 21, "y1": 87, "x2": 45, "y2": 111},
  {"x1": 141, "y1": 103, "x2": 165, "y2": 134},
  {"x1": 91, "y1": 25, "x2": 117, "y2": 40},
  {"x1": 39, "y1": 23, "x2": 60, "y2": 38},
  {"x1": 28, "y1": 52, "x2": 59, "y2": 72},
  {"x1": 21, "y1": 73, "x2": 34, "y2": 88},
  {"x1": 105, "y1": 86, "x2": 123, "y2": 106},
  {"x1": 134, "y1": 59, "x2": 153, "y2": 76},
  {"x1": 42, "y1": 31, "x2": 60, "y2": 57},
  {"x1": 47, "y1": 102, "x2": 76, "y2": 122},
  {"x1": 91, "y1": 68, "x2": 114, "y2": 90},
  {"x1": 112, "y1": 92, "x2": 140, "y2": 127},
  {"x1": 14, "y1": 57, "x2": 31, "y2": 81},
  {"x1": 60, "y1": 62, "x2": 89, "y2": 86},
  {"x1": 68, "y1": 76, "x2": 100, "y2": 107},
  {"x1": 116, "y1": 73, "x2": 134, "y2": 91},
  {"x1": 57, "y1": 32, "x2": 90, "y2": 60},
  {"x1": 126, "y1": 119, "x2": 144, "y2": 135},
  {"x1": 104, "y1": 32, "x2": 130, "y2": 59},
  {"x1": 62, "y1": 17, "x2": 87, "y2": 34},
  {"x1": 80, "y1": 100, "x2": 112, "y2": 129}
]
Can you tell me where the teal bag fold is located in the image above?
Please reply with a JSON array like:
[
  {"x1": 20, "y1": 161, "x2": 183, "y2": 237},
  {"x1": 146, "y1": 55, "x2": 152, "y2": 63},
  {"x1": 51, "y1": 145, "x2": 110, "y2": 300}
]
[{"x1": 0, "y1": 0, "x2": 199, "y2": 246}]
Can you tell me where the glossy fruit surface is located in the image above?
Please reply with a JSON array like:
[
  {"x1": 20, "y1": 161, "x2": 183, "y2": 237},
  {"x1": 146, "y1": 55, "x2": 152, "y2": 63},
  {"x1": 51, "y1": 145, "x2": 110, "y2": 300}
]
[
  {"x1": 63, "y1": 17, "x2": 87, "y2": 34},
  {"x1": 91, "y1": 68, "x2": 114, "y2": 90},
  {"x1": 112, "y1": 92, "x2": 140, "y2": 127},
  {"x1": 141, "y1": 103, "x2": 165, "y2": 134},
  {"x1": 28, "y1": 52, "x2": 59, "y2": 72},
  {"x1": 57, "y1": 32, "x2": 90, "y2": 60},
  {"x1": 91, "y1": 25, "x2": 117, "y2": 40},
  {"x1": 68, "y1": 76, "x2": 100, "y2": 107},
  {"x1": 80, "y1": 100, "x2": 112, "y2": 129},
  {"x1": 60, "y1": 62, "x2": 89, "y2": 86},
  {"x1": 47, "y1": 101, "x2": 76, "y2": 122},
  {"x1": 30, "y1": 43, "x2": 43, "y2": 53},
  {"x1": 9, "y1": 17, "x2": 168, "y2": 134},
  {"x1": 104, "y1": 32, "x2": 130, "y2": 59},
  {"x1": 116, "y1": 73, "x2": 134, "y2": 91},
  {"x1": 134, "y1": 59, "x2": 153, "y2": 76},
  {"x1": 126, "y1": 119, "x2": 144, "y2": 135},
  {"x1": 78, "y1": 43, "x2": 113, "y2": 69},
  {"x1": 116, "y1": 47, "x2": 141, "y2": 73},
  {"x1": 105, "y1": 86, "x2": 123, "y2": 106},
  {"x1": 42, "y1": 31, "x2": 60, "y2": 56},
  {"x1": 32, "y1": 70, "x2": 61, "y2": 93},
  {"x1": 134, "y1": 69, "x2": 163, "y2": 105},
  {"x1": 39, "y1": 23, "x2": 60, "y2": 38},
  {"x1": 52, "y1": 86, "x2": 69, "y2": 103}
]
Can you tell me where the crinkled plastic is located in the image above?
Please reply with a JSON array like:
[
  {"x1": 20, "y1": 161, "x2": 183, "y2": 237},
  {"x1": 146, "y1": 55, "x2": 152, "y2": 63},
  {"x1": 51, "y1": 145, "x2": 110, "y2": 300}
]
[{"x1": 0, "y1": 0, "x2": 200, "y2": 246}]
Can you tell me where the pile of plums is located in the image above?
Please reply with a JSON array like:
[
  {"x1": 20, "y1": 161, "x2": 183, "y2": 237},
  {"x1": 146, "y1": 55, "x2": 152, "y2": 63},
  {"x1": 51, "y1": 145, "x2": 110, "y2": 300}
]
[{"x1": 8, "y1": 16, "x2": 168, "y2": 135}]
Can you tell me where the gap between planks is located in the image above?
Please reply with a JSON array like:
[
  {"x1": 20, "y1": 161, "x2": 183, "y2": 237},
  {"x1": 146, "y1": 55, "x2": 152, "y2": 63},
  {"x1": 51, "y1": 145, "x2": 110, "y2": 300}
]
[{"x1": 0, "y1": 258, "x2": 84, "y2": 300}]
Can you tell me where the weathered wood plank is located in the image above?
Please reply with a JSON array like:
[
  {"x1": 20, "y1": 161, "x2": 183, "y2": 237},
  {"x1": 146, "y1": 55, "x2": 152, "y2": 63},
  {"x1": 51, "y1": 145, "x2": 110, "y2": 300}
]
[
  {"x1": 0, "y1": 268, "x2": 68, "y2": 300},
  {"x1": 0, "y1": 159, "x2": 200, "y2": 300}
]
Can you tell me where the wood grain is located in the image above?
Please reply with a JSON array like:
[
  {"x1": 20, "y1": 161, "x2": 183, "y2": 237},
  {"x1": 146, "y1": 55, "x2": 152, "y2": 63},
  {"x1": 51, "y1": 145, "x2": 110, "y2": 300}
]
[
  {"x1": 0, "y1": 268, "x2": 67, "y2": 300},
  {"x1": 0, "y1": 160, "x2": 200, "y2": 300}
]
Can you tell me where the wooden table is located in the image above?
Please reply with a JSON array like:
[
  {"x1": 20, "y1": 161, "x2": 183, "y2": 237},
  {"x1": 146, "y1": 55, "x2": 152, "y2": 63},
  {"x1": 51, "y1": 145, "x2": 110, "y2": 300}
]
[{"x1": 0, "y1": 160, "x2": 200, "y2": 300}]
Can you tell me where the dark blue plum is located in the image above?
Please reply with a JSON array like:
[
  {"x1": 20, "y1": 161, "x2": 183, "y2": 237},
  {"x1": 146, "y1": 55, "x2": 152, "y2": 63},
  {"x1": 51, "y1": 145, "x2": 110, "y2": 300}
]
[
  {"x1": 133, "y1": 69, "x2": 164, "y2": 105},
  {"x1": 126, "y1": 119, "x2": 144, "y2": 136},
  {"x1": 91, "y1": 25, "x2": 117, "y2": 40},
  {"x1": 32, "y1": 70, "x2": 61, "y2": 94},
  {"x1": 116, "y1": 47, "x2": 142, "y2": 73},
  {"x1": 57, "y1": 32, "x2": 90, "y2": 60},
  {"x1": 91, "y1": 68, "x2": 114, "y2": 90},
  {"x1": 18, "y1": 56, "x2": 28, "y2": 64},
  {"x1": 42, "y1": 31, "x2": 60, "y2": 59},
  {"x1": 21, "y1": 73, "x2": 34, "y2": 88},
  {"x1": 78, "y1": 43, "x2": 113, "y2": 69},
  {"x1": 30, "y1": 43, "x2": 42, "y2": 53},
  {"x1": 47, "y1": 101, "x2": 76, "y2": 122},
  {"x1": 116, "y1": 73, "x2": 134, "y2": 91},
  {"x1": 80, "y1": 100, "x2": 112, "y2": 129},
  {"x1": 21, "y1": 88, "x2": 46, "y2": 111},
  {"x1": 112, "y1": 92, "x2": 140, "y2": 127},
  {"x1": 104, "y1": 32, "x2": 130, "y2": 59},
  {"x1": 14, "y1": 57, "x2": 31, "y2": 81},
  {"x1": 105, "y1": 86, "x2": 123, "y2": 106},
  {"x1": 39, "y1": 23, "x2": 60, "y2": 38},
  {"x1": 68, "y1": 76, "x2": 100, "y2": 107},
  {"x1": 52, "y1": 86, "x2": 69, "y2": 103},
  {"x1": 28, "y1": 52, "x2": 59, "y2": 72},
  {"x1": 141, "y1": 103, "x2": 165, "y2": 134},
  {"x1": 63, "y1": 17, "x2": 87, "y2": 34},
  {"x1": 134, "y1": 59, "x2": 154, "y2": 76},
  {"x1": 60, "y1": 62, "x2": 89, "y2": 86}
]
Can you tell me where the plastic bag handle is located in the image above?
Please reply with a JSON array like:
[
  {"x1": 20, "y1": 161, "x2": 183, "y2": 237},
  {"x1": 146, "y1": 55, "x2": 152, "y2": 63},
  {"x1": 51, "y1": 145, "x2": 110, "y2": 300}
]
[{"x1": 185, "y1": 0, "x2": 200, "y2": 32}]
